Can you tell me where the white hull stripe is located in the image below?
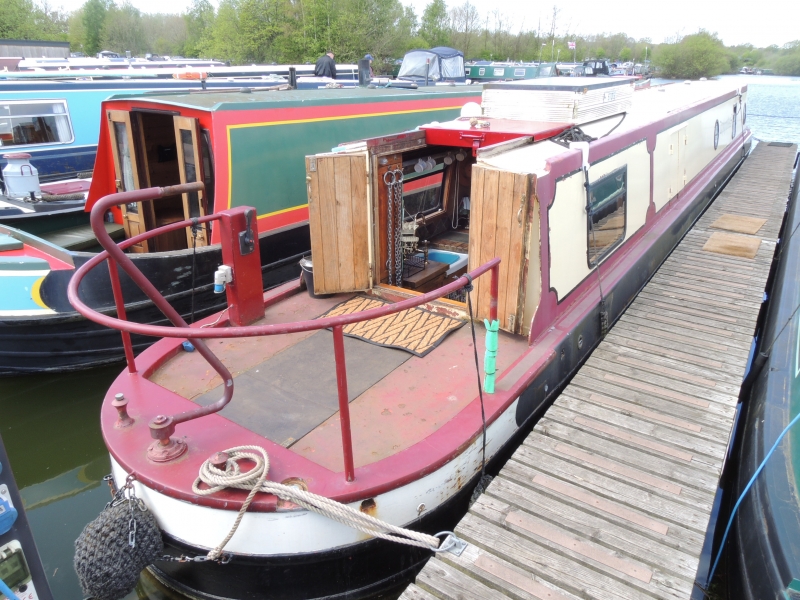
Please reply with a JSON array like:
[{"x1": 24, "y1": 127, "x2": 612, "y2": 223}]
[{"x1": 111, "y1": 396, "x2": 521, "y2": 556}]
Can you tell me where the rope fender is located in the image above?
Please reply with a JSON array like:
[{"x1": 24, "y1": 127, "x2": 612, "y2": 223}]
[{"x1": 193, "y1": 445, "x2": 466, "y2": 560}]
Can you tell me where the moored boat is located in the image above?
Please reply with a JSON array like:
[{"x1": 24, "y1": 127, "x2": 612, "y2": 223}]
[
  {"x1": 71, "y1": 77, "x2": 752, "y2": 599},
  {"x1": 0, "y1": 86, "x2": 481, "y2": 375},
  {"x1": 0, "y1": 67, "x2": 361, "y2": 185},
  {"x1": 729, "y1": 152, "x2": 800, "y2": 598}
]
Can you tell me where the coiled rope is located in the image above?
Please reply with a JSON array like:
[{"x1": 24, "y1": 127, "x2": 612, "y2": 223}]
[{"x1": 192, "y1": 445, "x2": 446, "y2": 560}]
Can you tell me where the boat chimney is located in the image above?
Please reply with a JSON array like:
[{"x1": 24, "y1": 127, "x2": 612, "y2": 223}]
[{"x1": 2, "y1": 153, "x2": 41, "y2": 200}]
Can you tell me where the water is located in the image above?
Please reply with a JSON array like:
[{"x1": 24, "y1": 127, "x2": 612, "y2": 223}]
[{"x1": 1, "y1": 75, "x2": 799, "y2": 600}]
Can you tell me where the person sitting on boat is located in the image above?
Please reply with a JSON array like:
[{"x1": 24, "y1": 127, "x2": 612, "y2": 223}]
[
  {"x1": 364, "y1": 53, "x2": 374, "y2": 78},
  {"x1": 315, "y1": 51, "x2": 337, "y2": 79}
]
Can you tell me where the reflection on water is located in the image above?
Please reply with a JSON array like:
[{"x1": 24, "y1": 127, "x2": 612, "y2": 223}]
[
  {"x1": 0, "y1": 75, "x2": 797, "y2": 600},
  {"x1": 722, "y1": 74, "x2": 800, "y2": 145},
  {"x1": 0, "y1": 366, "x2": 191, "y2": 599}
]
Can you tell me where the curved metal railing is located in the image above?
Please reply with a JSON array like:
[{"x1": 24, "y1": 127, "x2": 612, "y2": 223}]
[{"x1": 67, "y1": 184, "x2": 500, "y2": 479}]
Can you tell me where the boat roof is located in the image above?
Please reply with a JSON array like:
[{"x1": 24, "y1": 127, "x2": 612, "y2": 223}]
[
  {"x1": 478, "y1": 79, "x2": 746, "y2": 176},
  {"x1": 103, "y1": 85, "x2": 481, "y2": 112}
]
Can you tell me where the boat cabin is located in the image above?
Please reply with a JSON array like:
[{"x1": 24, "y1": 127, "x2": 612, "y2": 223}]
[{"x1": 305, "y1": 77, "x2": 749, "y2": 340}]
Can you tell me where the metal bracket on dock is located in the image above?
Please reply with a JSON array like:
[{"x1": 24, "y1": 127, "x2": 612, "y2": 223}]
[{"x1": 433, "y1": 531, "x2": 467, "y2": 556}]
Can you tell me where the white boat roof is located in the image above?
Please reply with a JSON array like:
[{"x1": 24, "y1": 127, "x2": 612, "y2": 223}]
[{"x1": 478, "y1": 79, "x2": 744, "y2": 176}]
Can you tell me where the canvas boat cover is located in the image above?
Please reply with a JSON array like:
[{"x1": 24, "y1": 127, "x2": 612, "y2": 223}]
[{"x1": 398, "y1": 47, "x2": 465, "y2": 81}]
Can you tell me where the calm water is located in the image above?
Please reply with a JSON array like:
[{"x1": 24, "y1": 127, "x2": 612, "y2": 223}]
[{"x1": 1, "y1": 75, "x2": 799, "y2": 600}]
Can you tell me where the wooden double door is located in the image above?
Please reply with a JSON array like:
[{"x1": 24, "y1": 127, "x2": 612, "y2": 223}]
[{"x1": 107, "y1": 110, "x2": 209, "y2": 253}]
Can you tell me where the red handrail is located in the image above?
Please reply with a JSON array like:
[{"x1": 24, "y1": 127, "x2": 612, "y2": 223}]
[{"x1": 68, "y1": 185, "x2": 500, "y2": 479}]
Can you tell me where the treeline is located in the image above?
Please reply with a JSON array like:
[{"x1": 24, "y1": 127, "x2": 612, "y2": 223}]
[{"x1": 2, "y1": 0, "x2": 800, "y2": 77}]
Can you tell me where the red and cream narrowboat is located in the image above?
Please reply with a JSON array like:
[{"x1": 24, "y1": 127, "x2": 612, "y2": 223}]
[{"x1": 71, "y1": 77, "x2": 750, "y2": 598}]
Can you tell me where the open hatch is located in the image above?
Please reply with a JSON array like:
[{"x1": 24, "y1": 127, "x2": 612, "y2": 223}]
[
  {"x1": 305, "y1": 122, "x2": 553, "y2": 335},
  {"x1": 106, "y1": 109, "x2": 214, "y2": 253}
]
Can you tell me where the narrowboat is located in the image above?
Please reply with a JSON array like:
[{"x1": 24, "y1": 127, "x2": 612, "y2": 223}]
[
  {"x1": 72, "y1": 77, "x2": 751, "y2": 599},
  {"x1": 0, "y1": 67, "x2": 359, "y2": 184},
  {"x1": 0, "y1": 86, "x2": 481, "y2": 375},
  {"x1": 730, "y1": 153, "x2": 800, "y2": 598},
  {"x1": 465, "y1": 62, "x2": 557, "y2": 82}
]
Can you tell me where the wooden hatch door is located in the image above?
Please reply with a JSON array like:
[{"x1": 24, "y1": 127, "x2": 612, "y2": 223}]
[
  {"x1": 468, "y1": 165, "x2": 533, "y2": 334},
  {"x1": 107, "y1": 110, "x2": 148, "y2": 252},
  {"x1": 305, "y1": 152, "x2": 372, "y2": 295},
  {"x1": 174, "y1": 116, "x2": 209, "y2": 247}
]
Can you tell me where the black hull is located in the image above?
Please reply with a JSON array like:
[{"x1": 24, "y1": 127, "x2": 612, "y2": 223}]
[
  {"x1": 0, "y1": 225, "x2": 310, "y2": 375},
  {"x1": 151, "y1": 469, "x2": 475, "y2": 600},
  {"x1": 729, "y1": 159, "x2": 800, "y2": 599},
  {"x1": 144, "y1": 141, "x2": 750, "y2": 600}
]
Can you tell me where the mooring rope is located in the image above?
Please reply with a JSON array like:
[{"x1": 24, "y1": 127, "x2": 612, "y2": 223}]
[{"x1": 192, "y1": 445, "x2": 447, "y2": 560}]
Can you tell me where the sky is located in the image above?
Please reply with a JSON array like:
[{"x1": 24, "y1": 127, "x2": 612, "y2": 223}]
[{"x1": 54, "y1": 0, "x2": 795, "y2": 49}]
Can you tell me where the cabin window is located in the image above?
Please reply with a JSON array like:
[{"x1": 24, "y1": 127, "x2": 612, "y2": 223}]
[
  {"x1": 180, "y1": 129, "x2": 202, "y2": 219},
  {"x1": 403, "y1": 156, "x2": 444, "y2": 219},
  {"x1": 587, "y1": 165, "x2": 627, "y2": 267},
  {"x1": 0, "y1": 100, "x2": 74, "y2": 147},
  {"x1": 112, "y1": 121, "x2": 136, "y2": 201},
  {"x1": 514, "y1": 68, "x2": 526, "y2": 76},
  {"x1": 732, "y1": 105, "x2": 737, "y2": 139},
  {"x1": 493, "y1": 68, "x2": 505, "y2": 76},
  {"x1": 479, "y1": 68, "x2": 485, "y2": 76},
  {"x1": 201, "y1": 129, "x2": 215, "y2": 215}
]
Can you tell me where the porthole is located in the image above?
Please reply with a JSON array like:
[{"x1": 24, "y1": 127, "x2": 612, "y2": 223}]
[{"x1": 714, "y1": 120, "x2": 719, "y2": 150}]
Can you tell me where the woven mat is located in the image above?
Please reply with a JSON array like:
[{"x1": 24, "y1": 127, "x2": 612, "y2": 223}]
[
  {"x1": 710, "y1": 214, "x2": 767, "y2": 235},
  {"x1": 322, "y1": 296, "x2": 466, "y2": 357},
  {"x1": 702, "y1": 232, "x2": 761, "y2": 259}
]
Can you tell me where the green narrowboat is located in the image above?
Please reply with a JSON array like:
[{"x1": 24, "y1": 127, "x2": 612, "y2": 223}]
[
  {"x1": 465, "y1": 62, "x2": 557, "y2": 82},
  {"x1": 0, "y1": 86, "x2": 481, "y2": 374}
]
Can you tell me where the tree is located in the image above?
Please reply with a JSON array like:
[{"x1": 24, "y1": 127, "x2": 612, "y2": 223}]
[
  {"x1": 184, "y1": 0, "x2": 215, "y2": 57},
  {"x1": 82, "y1": 0, "x2": 112, "y2": 55},
  {"x1": 0, "y1": 0, "x2": 67, "y2": 41},
  {"x1": 655, "y1": 30, "x2": 729, "y2": 79},
  {"x1": 619, "y1": 47, "x2": 632, "y2": 62},
  {"x1": 202, "y1": 0, "x2": 243, "y2": 62},
  {"x1": 419, "y1": 0, "x2": 450, "y2": 48},
  {"x1": 450, "y1": 1, "x2": 479, "y2": 59},
  {"x1": 102, "y1": 1, "x2": 147, "y2": 55}
]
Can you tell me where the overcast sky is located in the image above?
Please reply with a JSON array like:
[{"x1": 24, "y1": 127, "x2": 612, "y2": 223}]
[{"x1": 56, "y1": 0, "x2": 794, "y2": 49}]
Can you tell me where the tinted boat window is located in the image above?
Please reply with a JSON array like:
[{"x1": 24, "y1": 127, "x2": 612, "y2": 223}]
[
  {"x1": 201, "y1": 129, "x2": 215, "y2": 215},
  {"x1": 587, "y1": 165, "x2": 626, "y2": 266},
  {"x1": 0, "y1": 100, "x2": 74, "y2": 147},
  {"x1": 180, "y1": 128, "x2": 202, "y2": 219},
  {"x1": 403, "y1": 160, "x2": 444, "y2": 219}
]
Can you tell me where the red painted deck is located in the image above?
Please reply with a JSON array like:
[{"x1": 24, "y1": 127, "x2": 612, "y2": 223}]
[{"x1": 150, "y1": 290, "x2": 529, "y2": 470}]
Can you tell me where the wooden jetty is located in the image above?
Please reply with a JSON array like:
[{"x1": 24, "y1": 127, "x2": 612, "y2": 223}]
[{"x1": 402, "y1": 142, "x2": 799, "y2": 600}]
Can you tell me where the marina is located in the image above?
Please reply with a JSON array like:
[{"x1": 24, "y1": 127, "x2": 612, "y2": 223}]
[
  {"x1": 402, "y1": 141, "x2": 797, "y2": 600},
  {"x1": 0, "y1": 71, "x2": 791, "y2": 599}
]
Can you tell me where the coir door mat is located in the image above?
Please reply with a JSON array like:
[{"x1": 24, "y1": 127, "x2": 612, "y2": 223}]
[
  {"x1": 321, "y1": 296, "x2": 466, "y2": 357},
  {"x1": 710, "y1": 214, "x2": 767, "y2": 235},
  {"x1": 702, "y1": 231, "x2": 761, "y2": 259}
]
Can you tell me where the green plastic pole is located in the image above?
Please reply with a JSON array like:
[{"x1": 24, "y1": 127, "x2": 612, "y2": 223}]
[{"x1": 483, "y1": 319, "x2": 499, "y2": 393}]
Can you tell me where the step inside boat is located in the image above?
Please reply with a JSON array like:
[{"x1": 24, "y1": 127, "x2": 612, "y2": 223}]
[
  {"x1": 0, "y1": 86, "x2": 480, "y2": 375},
  {"x1": 73, "y1": 77, "x2": 751, "y2": 599}
]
